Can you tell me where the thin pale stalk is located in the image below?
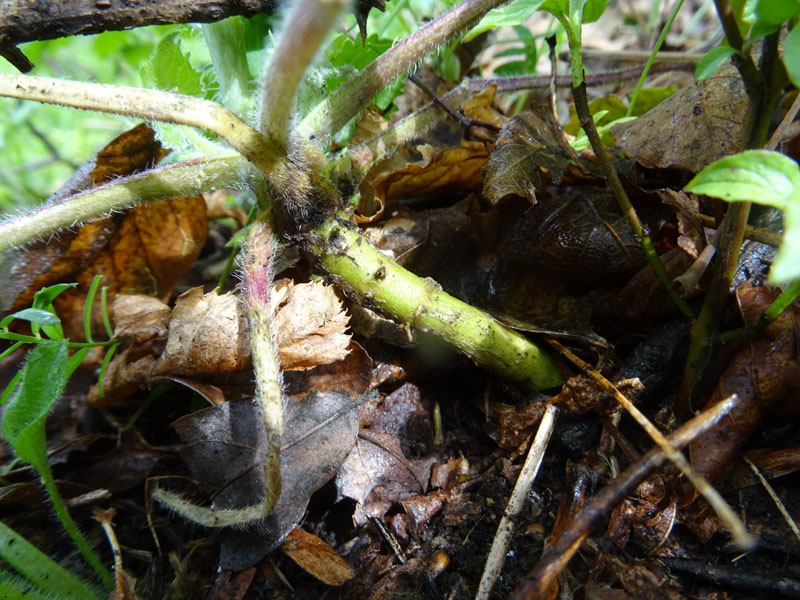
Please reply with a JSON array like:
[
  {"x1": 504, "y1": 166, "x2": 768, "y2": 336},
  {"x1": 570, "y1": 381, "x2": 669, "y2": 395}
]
[
  {"x1": 0, "y1": 73, "x2": 278, "y2": 174},
  {"x1": 258, "y1": 0, "x2": 346, "y2": 148},
  {"x1": 310, "y1": 214, "x2": 565, "y2": 390},
  {"x1": 0, "y1": 155, "x2": 248, "y2": 251},
  {"x1": 298, "y1": 0, "x2": 506, "y2": 141}
]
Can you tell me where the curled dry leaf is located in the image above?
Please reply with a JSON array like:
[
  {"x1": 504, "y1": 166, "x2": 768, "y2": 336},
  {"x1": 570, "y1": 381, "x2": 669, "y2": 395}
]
[{"x1": 280, "y1": 528, "x2": 354, "y2": 587}]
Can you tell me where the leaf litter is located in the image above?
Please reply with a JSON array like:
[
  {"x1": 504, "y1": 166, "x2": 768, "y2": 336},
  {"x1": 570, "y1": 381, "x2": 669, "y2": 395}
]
[{"x1": 3, "y1": 18, "x2": 800, "y2": 600}]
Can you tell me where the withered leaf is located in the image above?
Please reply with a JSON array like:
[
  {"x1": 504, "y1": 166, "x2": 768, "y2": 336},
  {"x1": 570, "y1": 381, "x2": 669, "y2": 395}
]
[
  {"x1": 280, "y1": 528, "x2": 353, "y2": 586},
  {"x1": 111, "y1": 294, "x2": 170, "y2": 343},
  {"x1": 612, "y1": 59, "x2": 747, "y2": 171},
  {"x1": 336, "y1": 431, "x2": 434, "y2": 524},
  {"x1": 217, "y1": 391, "x2": 361, "y2": 570},
  {"x1": 0, "y1": 124, "x2": 207, "y2": 340},
  {"x1": 273, "y1": 279, "x2": 351, "y2": 370},
  {"x1": 153, "y1": 287, "x2": 251, "y2": 377},
  {"x1": 483, "y1": 111, "x2": 591, "y2": 205}
]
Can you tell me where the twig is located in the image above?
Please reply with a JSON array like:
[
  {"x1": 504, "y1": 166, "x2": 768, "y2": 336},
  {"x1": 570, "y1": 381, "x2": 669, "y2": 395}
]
[
  {"x1": 476, "y1": 404, "x2": 558, "y2": 600},
  {"x1": 511, "y1": 393, "x2": 742, "y2": 600},
  {"x1": 549, "y1": 339, "x2": 753, "y2": 550},
  {"x1": 744, "y1": 457, "x2": 800, "y2": 544},
  {"x1": 408, "y1": 73, "x2": 500, "y2": 132}
]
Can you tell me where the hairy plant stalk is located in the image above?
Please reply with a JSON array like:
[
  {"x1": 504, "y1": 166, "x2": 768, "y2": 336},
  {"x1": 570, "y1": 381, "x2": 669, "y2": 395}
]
[
  {"x1": 258, "y1": 0, "x2": 346, "y2": 147},
  {"x1": 0, "y1": 155, "x2": 247, "y2": 251},
  {"x1": 311, "y1": 214, "x2": 565, "y2": 390},
  {"x1": 298, "y1": 0, "x2": 506, "y2": 141},
  {"x1": 154, "y1": 220, "x2": 284, "y2": 527},
  {"x1": 0, "y1": 73, "x2": 279, "y2": 174}
]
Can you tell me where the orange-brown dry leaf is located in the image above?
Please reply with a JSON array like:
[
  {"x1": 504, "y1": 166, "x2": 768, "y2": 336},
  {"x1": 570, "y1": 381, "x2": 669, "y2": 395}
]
[
  {"x1": 111, "y1": 294, "x2": 170, "y2": 344},
  {"x1": 689, "y1": 285, "x2": 800, "y2": 488},
  {"x1": 280, "y1": 528, "x2": 354, "y2": 587},
  {"x1": 273, "y1": 279, "x2": 351, "y2": 370},
  {"x1": 612, "y1": 59, "x2": 747, "y2": 171},
  {"x1": 461, "y1": 84, "x2": 504, "y2": 126},
  {"x1": 1, "y1": 124, "x2": 207, "y2": 340},
  {"x1": 351, "y1": 105, "x2": 390, "y2": 146},
  {"x1": 153, "y1": 287, "x2": 251, "y2": 377}
]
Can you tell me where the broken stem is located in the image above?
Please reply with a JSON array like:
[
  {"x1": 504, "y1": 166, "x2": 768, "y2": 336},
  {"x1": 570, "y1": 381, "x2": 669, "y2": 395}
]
[
  {"x1": 298, "y1": 0, "x2": 506, "y2": 141},
  {"x1": 0, "y1": 73, "x2": 279, "y2": 175},
  {"x1": 512, "y1": 393, "x2": 741, "y2": 600},
  {"x1": 310, "y1": 214, "x2": 565, "y2": 390},
  {"x1": 477, "y1": 404, "x2": 558, "y2": 600}
]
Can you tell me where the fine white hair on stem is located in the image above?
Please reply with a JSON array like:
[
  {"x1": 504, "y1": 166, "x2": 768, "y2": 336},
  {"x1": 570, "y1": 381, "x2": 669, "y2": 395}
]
[{"x1": 257, "y1": 0, "x2": 349, "y2": 149}]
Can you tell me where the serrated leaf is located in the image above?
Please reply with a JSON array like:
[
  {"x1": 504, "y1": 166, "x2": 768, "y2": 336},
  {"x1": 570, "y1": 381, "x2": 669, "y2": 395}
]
[
  {"x1": 743, "y1": 0, "x2": 800, "y2": 26},
  {"x1": 685, "y1": 150, "x2": 800, "y2": 208},
  {"x1": 141, "y1": 32, "x2": 203, "y2": 97},
  {"x1": 1, "y1": 341, "x2": 69, "y2": 463},
  {"x1": 695, "y1": 46, "x2": 738, "y2": 80},
  {"x1": 784, "y1": 24, "x2": 800, "y2": 89}
]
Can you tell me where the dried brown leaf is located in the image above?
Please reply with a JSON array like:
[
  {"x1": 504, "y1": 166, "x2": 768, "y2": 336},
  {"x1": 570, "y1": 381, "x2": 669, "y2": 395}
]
[{"x1": 281, "y1": 528, "x2": 354, "y2": 586}]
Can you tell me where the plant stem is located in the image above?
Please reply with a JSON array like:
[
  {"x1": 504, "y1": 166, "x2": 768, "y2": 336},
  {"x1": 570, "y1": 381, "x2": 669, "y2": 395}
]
[
  {"x1": 0, "y1": 155, "x2": 247, "y2": 251},
  {"x1": 0, "y1": 73, "x2": 279, "y2": 175},
  {"x1": 572, "y1": 80, "x2": 694, "y2": 317},
  {"x1": 310, "y1": 214, "x2": 565, "y2": 390},
  {"x1": 298, "y1": 0, "x2": 506, "y2": 141},
  {"x1": 258, "y1": 0, "x2": 346, "y2": 148}
]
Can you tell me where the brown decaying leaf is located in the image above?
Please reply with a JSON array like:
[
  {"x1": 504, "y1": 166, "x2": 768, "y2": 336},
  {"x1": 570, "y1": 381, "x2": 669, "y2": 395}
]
[
  {"x1": 688, "y1": 285, "x2": 800, "y2": 487},
  {"x1": 281, "y1": 528, "x2": 354, "y2": 586},
  {"x1": 0, "y1": 124, "x2": 207, "y2": 340},
  {"x1": 612, "y1": 58, "x2": 747, "y2": 171}
]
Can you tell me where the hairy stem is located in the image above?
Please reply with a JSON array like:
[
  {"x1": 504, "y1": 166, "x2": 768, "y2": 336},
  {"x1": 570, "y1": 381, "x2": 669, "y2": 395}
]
[
  {"x1": 0, "y1": 73, "x2": 278, "y2": 175},
  {"x1": 298, "y1": 0, "x2": 506, "y2": 141},
  {"x1": 258, "y1": 0, "x2": 346, "y2": 148},
  {"x1": 0, "y1": 155, "x2": 248, "y2": 251},
  {"x1": 310, "y1": 214, "x2": 565, "y2": 390}
]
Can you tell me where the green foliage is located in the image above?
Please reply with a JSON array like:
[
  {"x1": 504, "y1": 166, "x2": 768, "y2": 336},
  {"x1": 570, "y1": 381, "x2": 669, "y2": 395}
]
[
  {"x1": 0, "y1": 521, "x2": 103, "y2": 600},
  {"x1": 685, "y1": 150, "x2": 800, "y2": 284},
  {"x1": 695, "y1": 45, "x2": 739, "y2": 80},
  {"x1": 0, "y1": 276, "x2": 119, "y2": 588},
  {"x1": 465, "y1": 0, "x2": 607, "y2": 42}
]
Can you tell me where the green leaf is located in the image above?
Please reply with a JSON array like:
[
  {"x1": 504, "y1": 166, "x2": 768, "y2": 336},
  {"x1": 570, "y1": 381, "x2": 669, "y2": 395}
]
[
  {"x1": 1, "y1": 340, "x2": 69, "y2": 459},
  {"x1": 770, "y1": 206, "x2": 800, "y2": 284},
  {"x1": 0, "y1": 308, "x2": 60, "y2": 330},
  {"x1": 685, "y1": 150, "x2": 800, "y2": 208},
  {"x1": 695, "y1": 46, "x2": 738, "y2": 80},
  {"x1": 784, "y1": 24, "x2": 800, "y2": 89},
  {"x1": 743, "y1": 0, "x2": 800, "y2": 26},
  {"x1": 464, "y1": 0, "x2": 546, "y2": 42},
  {"x1": 141, "y1": 32, "x2": 203, "y2": 96},
  {"x1": 0, "y1": 522, "x2": 101, "y2": 600}
]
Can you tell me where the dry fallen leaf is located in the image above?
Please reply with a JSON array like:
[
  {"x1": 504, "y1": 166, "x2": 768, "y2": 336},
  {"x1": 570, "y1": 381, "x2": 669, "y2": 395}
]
[{"x1": 281, "y1": 528, "x2": 354, "y2": 586}]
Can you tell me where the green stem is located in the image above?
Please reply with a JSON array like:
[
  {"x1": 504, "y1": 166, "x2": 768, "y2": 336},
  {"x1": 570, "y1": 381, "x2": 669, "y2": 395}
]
[
  {"x1": 0, "y1": 74, "x2": 278, "y2": 175},
  {"x1": 258, "y1": 0, "x2": 347, "y2": 148},
  {"x1": 571, "y1": 80, "x2": 694, "y2": 317},
  {"x1": 310, "y1": 214, "x2": 565, "y2": 390},
  {"x1": 298, "y1": 0, "x2": 507, "y2": 141},
  {"x1": 0, "y1": 155, "x2": 248, "y2": 251},
  {"x1": 721, "y1": 278, "x2": 800, "y2": 342},
  {"x1": 626, "y1": 0, "x2": 684, "y2": 117}
]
